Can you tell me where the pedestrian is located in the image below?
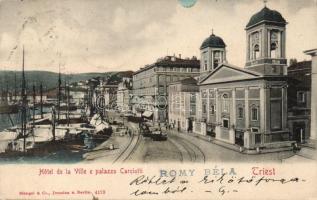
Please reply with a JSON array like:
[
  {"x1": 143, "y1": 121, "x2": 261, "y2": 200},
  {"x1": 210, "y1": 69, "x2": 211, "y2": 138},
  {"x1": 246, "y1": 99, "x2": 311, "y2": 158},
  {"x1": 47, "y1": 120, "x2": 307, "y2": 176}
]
[{"x1": 128, "y1": 129, "x2": 132, "y2": 137}]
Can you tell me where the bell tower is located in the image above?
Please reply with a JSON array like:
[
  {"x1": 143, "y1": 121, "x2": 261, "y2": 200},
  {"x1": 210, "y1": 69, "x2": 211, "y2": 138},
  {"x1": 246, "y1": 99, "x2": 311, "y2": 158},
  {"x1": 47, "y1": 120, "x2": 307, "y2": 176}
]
[
  {"x1": 200, "y1": 30, "x2": 227, "y2": 79},
  {"x1": 245, "y1": 6, "x2": 287, "y2": 76}
]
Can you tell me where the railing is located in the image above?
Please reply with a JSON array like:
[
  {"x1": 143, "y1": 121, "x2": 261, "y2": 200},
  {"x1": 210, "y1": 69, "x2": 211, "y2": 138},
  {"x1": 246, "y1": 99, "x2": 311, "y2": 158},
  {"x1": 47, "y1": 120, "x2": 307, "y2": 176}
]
[{"x1": 263, "y1": 131, "x2": 291, "y2": 143}]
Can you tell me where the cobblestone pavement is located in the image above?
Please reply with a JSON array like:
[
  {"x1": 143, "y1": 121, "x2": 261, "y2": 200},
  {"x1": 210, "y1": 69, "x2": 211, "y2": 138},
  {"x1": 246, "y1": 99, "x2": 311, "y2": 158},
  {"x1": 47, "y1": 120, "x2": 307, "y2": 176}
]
[{"x1": 126, "y1": 129, "x2": 295, "y2": 163}]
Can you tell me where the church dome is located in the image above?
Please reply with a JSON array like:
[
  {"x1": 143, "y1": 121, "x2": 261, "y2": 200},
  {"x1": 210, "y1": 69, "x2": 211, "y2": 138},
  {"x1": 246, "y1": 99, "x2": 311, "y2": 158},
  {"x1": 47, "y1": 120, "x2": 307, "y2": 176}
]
[
  {"x1": 200, "y1": 33, "x2": 226, "y2": 50},
  {"x1": 246, "y1": 6, "x2": 286, "y2": 29}
]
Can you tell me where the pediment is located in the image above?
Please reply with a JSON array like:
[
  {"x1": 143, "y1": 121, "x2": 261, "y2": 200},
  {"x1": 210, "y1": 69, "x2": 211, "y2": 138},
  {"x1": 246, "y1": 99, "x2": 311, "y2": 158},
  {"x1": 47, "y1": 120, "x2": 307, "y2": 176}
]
[{"x1": 199, "y1": 64, "x2": 260, "y2": 85}]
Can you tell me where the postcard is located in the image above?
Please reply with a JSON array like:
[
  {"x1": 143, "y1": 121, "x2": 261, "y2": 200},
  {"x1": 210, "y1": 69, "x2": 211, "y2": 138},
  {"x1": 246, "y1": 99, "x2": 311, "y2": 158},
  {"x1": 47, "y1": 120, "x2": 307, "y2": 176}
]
[{"x1": 0, "y1": 0, "x2": 316, "y2": 199}]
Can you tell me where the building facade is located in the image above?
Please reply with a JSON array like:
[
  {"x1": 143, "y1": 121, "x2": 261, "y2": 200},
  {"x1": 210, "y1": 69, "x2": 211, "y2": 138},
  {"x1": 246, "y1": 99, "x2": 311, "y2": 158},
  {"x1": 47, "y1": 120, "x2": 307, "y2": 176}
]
[
  {"x1": 287, "y1": 61, "x2": 311, "y2": 143},
  {"x1": 196, "y1": 6, "x2": 293, "y2": 150},
  {"x1": 304, "y1": 49, "x2": 317, "y2": 144},
  {"x1": 132, "y1": 55, "x2": 200, "y2": 122},
  {"x1": 168, "y1": 77, "x2": 199, "y2": 132},
  {"x1": 116, "y1": 77, "x2": 132, "y2": 112}
]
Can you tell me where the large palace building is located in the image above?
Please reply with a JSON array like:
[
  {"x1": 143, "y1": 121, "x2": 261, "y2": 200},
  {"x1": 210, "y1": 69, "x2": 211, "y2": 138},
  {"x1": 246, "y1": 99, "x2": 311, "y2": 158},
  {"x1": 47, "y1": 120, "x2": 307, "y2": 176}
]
[
  {"x1": 195, "y1": 6, "x2": 293, "y2": 150},
  {"x1": 132, "y1": 55, "x2": 200, "y2": 123}
]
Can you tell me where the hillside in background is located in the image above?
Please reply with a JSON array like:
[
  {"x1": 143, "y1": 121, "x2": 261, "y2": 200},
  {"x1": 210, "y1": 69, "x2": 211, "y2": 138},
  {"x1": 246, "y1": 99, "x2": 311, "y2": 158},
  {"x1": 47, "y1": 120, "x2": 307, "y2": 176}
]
[{"x1": 0, "y1": 70, "x2": 132, "y2": 92}]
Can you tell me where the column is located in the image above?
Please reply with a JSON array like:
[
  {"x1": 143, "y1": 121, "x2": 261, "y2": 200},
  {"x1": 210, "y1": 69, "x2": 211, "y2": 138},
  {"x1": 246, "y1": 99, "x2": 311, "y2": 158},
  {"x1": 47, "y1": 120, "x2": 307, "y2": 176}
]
[
  {"x1": 215, "y1": 89, "x2": 220, "y2": 123},
  {"x1": 277, "y1": 31, "x2": 281, "y2": 58},
  {"x1": 246, "y1": 33, "x2": 250, "y2": 61},
  {"x1": 232, "y1": 88, "x2": 237, "y2": 126},
  {"x1": 282, "y1": 30, "x2": 286, "y2": 58},
  {"x1": 211, "y1": 50, "x2": 214, "y2": 70},
  {"x1": 260, "y1": 86, "x2": 266, "y2": 145},
  {"x1": 259, "y1": 30, "x2": 262, "y2": 58},
  {"x1": 156, "y1": 75, "x2": 159, "y2": 95},
  {"x1": 279, "y1": 31, "x2": 282, "y2": 58},
  {"x1": 245, "y1": 87, "x2": 249, "y2": 129},
  {"x1": 224, "y1": 50, "x2": 227, "y2": 63},
  {"x1": 229, "y1": 88, "x2": 236, "y2": 144},
  {"x1": 244, "y1": 87, "x2": 252, "y2": 148},
  {"x1": 282, "y1": 86, "x2": 287, "y2": 130},
  {"x1": 164, "y1": 74, "x2": 167, "y2": 122},
  {"x1": 267, "y1": 29, "x2": 271, "y2": 58},
  {"x1": 207, "y1": 89, "x2": 210, "y2": 123},
  {"x1": 304, "y1": 49, "x2": 317, "y2": 142},
  {"x1": 249, "y1": 35, "x2": 253, "y2": 60},
  {"x1": 311, "y1": 52, "x2": 317, "y2": 140},
  {"x1": 260, "y1": 86, "x2": 266, "y2": 132},
  {"x1": 215, "y1": 89, "x2": 221, "y2": 140}
]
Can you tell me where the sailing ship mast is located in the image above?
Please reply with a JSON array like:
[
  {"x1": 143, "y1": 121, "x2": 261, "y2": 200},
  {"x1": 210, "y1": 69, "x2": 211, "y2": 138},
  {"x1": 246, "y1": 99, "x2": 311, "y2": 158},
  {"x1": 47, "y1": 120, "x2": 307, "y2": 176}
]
[
  {"x1": 21, "y1": 46, "x2": 27, "y2": 152},
  {"x1": 14, "y1": 72, "x2": 17, "y2": 102},
  {"x1": 40, "y1": 82, "x2": 43, "y2": 118},
  {"x1": 57, "y1": 64, "x2": 61, "y2": 122},
  {"x1": 65, "y1": 75, "x2": 71, "y2": 126},
  {"x1": 32, "y1": 84, "x2": 36, "y2": 126}
]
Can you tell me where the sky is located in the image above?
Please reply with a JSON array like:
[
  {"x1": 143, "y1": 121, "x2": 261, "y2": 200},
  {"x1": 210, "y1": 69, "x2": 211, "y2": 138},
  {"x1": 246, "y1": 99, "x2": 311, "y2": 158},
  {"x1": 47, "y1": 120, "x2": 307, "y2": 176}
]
[{"x1": 0, "y1": 0, "x2": 316, "y2": 73}]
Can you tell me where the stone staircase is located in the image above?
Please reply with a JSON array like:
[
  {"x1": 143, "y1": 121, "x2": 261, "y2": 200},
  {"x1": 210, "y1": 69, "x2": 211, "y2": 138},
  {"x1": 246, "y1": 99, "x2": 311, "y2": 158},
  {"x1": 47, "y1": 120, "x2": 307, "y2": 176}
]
[{"x1": 297, "y1": 144, "x2": 316, "y2": 160}]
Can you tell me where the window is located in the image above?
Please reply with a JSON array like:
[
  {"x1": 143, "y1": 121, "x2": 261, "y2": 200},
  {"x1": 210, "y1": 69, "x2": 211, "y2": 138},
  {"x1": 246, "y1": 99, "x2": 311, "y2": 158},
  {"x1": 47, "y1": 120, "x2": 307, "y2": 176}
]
[
  {"x1": 222, "y1": 93, "x2": 229, "y2": 112},
  {"x1": 204, "y1": 60, "x2": 207, "y2": 71},
  {"x1": 251, "y1": 32, "x2": 260, "y2": 60},
  {"x1": 202, "y1": 90, "x2": 207, "y2": 98},
  {"x1": 190, "y1": 93, "x2": 196, "y2": 103},
  {"x1": 190, "y1": 105, "x2": 196, "y2": 116},
  {"x1": 238, "y1": 107, "x2": 244, "y2": 119},
  {"x1": 297, "y1": 91, "x2": 305, "y2": 103},
  {"x1": 253, "y1": 44, "x2": 260, "y2": 59},
  {"x1": 210, "y1": 105, "x2": 215, "y2": 115},
  {"x1": 202, "y1": 103, "x2": 207, "y2": 114},
  {"x1": 270, "y1": 88, "x2": 282, "y2": 131},
  {"x1": 251, "y1": 107, "x2": 258, "y2": 121},
  {"x1": 270, "y1": 31, "x2": 279, "y2": 58},
  {"x1": 270, "y1": 42, "x2": 277, "y2": 58},
  {"x1": 251, "y1": 127, "x2": 259, "y2": 133},
  {"x1": 255, "y1": 134, "x2": 261, "y2": 144},
  {"x1": 223, "y1": 118, "x2": 229, "y2": 129},
  {"x1": 209, "y1": 90, "x2": 214, "y2": 98},
  {"x1": 270, "y1": 100, "x2": 282, "y2": 130},
  {"x1": 213, "y1": 51, "x2": 221, "y2": 69},
  {"x1": 272, "y1": 66, "x2": 277, "y2": 73}
]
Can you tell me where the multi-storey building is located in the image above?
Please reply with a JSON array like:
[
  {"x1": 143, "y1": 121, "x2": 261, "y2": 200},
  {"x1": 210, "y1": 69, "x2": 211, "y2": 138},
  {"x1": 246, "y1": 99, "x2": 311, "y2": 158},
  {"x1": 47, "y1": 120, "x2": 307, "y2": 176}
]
[
  {"x1": 117, "y1": 77, "x2": 132, "y2": 112},
  {"x1": 304, "y1": 49, "x2": 317, "y2": 146},
  {"x1": 168, "y1": 77, "x2": 199, "y2": 132},
  {"x1": 196, "y1": 6, "x2": 293, "y2": 151},
  {"x1": 132, "y1": 55, "x2": 200, "y2": 122},
  {"x1": 287, "y1": 61, "x2": 311, "y2": 143}
]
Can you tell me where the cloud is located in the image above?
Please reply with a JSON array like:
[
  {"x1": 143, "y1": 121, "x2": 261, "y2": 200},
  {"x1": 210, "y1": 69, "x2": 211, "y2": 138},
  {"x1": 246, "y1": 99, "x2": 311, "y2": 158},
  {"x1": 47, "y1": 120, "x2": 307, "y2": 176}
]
[{"x1": 0, "y1": 0, "x2": 315, "y2": 73}]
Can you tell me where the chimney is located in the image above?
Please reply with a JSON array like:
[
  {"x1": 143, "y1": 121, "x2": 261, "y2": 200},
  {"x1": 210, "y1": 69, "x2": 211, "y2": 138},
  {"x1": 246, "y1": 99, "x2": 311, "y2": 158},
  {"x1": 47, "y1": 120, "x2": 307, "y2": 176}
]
[{"x1": 179, "y1": 54, "x2": 181, "y2": 59}]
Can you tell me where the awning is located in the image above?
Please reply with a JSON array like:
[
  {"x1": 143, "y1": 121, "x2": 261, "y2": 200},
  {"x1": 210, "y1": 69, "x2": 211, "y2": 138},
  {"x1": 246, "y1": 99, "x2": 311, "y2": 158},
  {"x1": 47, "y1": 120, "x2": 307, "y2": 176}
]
[{"x1": 142, "y1": 111, "x2": 153, "y2": 118}]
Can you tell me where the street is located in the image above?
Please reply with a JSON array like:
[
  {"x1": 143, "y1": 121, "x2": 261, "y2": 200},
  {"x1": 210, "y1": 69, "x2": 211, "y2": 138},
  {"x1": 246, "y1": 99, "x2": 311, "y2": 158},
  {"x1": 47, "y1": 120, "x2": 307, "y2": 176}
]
[{"x1": 83, "y1": 117, "x2": 295, "y2": 163}]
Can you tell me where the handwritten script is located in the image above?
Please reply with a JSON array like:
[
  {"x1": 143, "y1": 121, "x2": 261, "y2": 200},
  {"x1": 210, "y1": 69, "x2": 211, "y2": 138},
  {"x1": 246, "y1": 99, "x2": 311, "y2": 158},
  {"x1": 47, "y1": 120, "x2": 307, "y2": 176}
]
[{"x1": 129, "y1": 173, "x2": 305, "y2": 197}]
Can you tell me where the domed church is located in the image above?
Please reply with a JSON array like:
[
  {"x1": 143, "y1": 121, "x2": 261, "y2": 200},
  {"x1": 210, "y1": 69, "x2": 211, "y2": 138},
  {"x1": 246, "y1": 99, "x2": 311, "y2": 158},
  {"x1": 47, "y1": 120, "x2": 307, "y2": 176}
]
[{"x1": 194, "y1": 5, "x2": 293, "y2": 152}]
